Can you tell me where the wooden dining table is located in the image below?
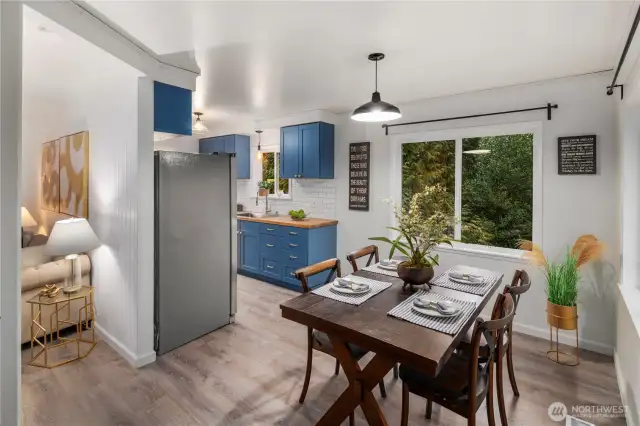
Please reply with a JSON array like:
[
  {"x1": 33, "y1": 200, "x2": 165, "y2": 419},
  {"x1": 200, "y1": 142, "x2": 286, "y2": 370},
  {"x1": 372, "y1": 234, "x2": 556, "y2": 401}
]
[{"x1": 280, "y1": 267, "x2": 503, "y2": 426}]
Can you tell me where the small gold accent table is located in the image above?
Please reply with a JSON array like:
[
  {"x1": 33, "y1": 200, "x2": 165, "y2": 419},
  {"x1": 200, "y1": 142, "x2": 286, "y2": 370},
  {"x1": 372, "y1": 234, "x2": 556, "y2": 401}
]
[{"x1": 27, "y1": 285, "x2": 96, "y2": 368}]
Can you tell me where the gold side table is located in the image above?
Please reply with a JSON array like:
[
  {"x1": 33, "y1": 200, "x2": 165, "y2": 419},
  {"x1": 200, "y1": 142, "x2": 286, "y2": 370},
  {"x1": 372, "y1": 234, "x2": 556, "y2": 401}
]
[{"x1": 27, "y1": 285, "x2": 97, "y2": 368}]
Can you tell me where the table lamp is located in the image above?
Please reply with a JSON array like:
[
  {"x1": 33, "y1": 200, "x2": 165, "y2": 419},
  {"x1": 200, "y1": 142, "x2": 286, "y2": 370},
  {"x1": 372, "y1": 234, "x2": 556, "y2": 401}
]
[
  {"x1": 21, "y1": 207, "x2": 38, "y2": 248},
  {"x1": 46, "y1": 218, "x2": 100, "y2": 293}
]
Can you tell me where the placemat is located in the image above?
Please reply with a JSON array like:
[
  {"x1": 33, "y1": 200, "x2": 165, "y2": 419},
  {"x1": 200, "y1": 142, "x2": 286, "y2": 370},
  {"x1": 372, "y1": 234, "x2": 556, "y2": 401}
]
[
  {"x1": 430, "y1": 268, "x2": 500, "y2": 296},
  {"x1": 362, "y1": 263, "x2": 399, "y2": 278},
  {"x1": 312, "y1": 275, "x2": 393, "y2": 306},
  {"x1": 387, "y1": 290, "x2": 477, "y2": 335}
]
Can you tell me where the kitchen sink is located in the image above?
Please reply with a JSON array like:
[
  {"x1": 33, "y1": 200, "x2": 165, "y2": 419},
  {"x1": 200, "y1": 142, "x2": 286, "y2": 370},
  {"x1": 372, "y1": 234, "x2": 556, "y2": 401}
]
[{"x1": 237, "y1": 212, "x2": 279, "y2": 218}]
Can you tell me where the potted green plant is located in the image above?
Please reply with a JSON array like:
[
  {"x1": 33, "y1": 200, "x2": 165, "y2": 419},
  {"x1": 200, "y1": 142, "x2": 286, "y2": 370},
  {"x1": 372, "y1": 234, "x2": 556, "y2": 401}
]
[
  {"x1": 288, "y1": 209, "x2": 309, "y2": 221},
  {"x1": 519, "y1": 235, "x2": 604, "y2": 331},
  {"x1": 370, "y1": 184, "x2": 454, "y2": 291}
]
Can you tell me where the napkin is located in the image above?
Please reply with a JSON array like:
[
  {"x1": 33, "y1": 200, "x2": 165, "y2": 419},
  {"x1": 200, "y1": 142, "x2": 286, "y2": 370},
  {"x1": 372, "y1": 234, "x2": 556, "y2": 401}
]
[{"x1": 449, "y1": 270, "x2": 484, "y2": 283}]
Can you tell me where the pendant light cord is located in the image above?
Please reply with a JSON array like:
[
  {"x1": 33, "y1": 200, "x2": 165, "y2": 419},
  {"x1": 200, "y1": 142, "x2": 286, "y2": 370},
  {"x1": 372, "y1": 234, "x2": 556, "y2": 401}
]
[{"x1": 375, "y1": 60, "x2": 378, "y2": 92}]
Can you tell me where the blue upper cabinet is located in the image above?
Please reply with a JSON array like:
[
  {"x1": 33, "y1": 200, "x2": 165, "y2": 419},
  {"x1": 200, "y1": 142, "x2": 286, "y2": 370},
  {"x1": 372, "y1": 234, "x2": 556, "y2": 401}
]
[
  {"x1": 280, "y1": 122, "x2": 334, "y2": 179},
  {"x1": 199, "y1": 134, "x2": 251, "y2": 179},
  {"x1": 153, "y1": 81, "x2": 192, "y2": 136}
]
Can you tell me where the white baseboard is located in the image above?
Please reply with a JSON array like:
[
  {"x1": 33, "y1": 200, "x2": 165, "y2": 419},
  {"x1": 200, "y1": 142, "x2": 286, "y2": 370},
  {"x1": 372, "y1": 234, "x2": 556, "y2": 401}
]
[
  {"x1": 614, "y1": 352, "x2": 635, "y2": 426},
  {"x1": 94, "y1": 322, "x2": 156, "y2": 368},
  {"x1": 512, "y1": 321, "x2": 613, "y2": 356},
  {"x1": 477, "y1": 314, "x2": 613, "y2": 355}
]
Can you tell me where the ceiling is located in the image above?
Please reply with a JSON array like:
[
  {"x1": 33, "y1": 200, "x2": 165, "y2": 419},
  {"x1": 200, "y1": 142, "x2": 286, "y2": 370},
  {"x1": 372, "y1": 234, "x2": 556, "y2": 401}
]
[{"x1": 47, "y1": 2, "x2": 640, "y2": 121}]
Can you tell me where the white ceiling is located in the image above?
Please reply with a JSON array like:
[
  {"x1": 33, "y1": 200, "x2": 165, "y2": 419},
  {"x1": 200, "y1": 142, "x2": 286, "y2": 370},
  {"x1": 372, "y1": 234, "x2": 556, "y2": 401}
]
[{"x1": 49, "y1": 2, "x2": 640, "y2": 121}]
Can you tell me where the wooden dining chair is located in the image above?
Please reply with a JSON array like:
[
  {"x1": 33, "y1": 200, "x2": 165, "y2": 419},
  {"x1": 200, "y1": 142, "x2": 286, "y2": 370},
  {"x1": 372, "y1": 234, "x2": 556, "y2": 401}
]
[
  {"x1": 346, "y1": 245, "x2": 400, "y2": 380},
  {"x1": 454, "y1": 269, "x2": 531, "y2": 426},
  {"x1": 294, "y1": 258, "x2": 388, "y2": 426},
  {"x1": 399, "y1": 292, "x2": 516, "y2": 426}
]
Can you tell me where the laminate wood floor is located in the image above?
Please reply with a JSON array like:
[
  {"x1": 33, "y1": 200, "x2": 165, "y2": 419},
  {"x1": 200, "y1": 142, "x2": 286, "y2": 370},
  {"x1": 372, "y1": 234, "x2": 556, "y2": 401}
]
[{"x1": 22, "y1": 275, "x2": 625, "y2": 426}]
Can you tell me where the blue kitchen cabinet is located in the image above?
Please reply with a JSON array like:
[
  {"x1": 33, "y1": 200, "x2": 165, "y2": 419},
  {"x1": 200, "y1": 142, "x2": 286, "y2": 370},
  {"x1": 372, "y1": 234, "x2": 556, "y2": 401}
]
[
  {"x1": 280, "y1": 122, "x2": 334, "y2": 179},
  {"x1": 199, "y1": 135, "x2": 251, "y2": 179},
  {"x1": 153, "y1": 81, "x2": 192, "y2": 136},
  {"x1": 239, "y1": 221, "x2": 260, "y2": 273},
  {"x1": 237, "y1": 221, "x2": 337, "y2": 291}
]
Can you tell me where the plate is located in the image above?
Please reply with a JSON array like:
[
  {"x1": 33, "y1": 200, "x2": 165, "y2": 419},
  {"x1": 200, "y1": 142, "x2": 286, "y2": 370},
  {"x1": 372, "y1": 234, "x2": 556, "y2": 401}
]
[
  {"x1": 330, "y1": 283, "x2": 371, "y2": 295},
  {"x1": 411, "y1": 300, "x2": 462, "y2": 318},
  {"x1": 449, "y1": 276, "x2": 485, "y2": 286}
]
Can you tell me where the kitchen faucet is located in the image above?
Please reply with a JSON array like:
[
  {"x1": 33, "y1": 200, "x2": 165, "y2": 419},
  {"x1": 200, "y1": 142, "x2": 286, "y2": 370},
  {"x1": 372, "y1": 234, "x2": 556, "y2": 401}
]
[{"x1": 256, "y1": 186, "x2": 272, "y2": 215}]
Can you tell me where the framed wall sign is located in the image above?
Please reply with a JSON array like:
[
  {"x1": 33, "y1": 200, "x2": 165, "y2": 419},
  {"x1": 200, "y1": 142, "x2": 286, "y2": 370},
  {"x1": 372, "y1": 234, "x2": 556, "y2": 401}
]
[
  {"x1": 558, "y1": 135, "x2": 596, "y2": 175},
  {"x1": 349, "y1": 142, "x2": 370, "y2": 211}
]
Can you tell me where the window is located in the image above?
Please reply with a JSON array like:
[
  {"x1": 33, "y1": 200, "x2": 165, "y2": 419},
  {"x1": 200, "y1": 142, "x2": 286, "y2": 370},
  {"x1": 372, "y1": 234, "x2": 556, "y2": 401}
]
[
  {"x1": 261, "y1": 152, "x2": 290, "y2": 197},
  {"x1": 394, "y1": 123, "x2": 541, "y2": 254}
]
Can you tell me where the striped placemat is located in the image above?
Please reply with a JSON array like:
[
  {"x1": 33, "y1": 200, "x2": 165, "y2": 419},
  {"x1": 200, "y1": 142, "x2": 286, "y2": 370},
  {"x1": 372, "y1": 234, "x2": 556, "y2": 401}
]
[
  {"x1": 430, "y1": 268, "x2": 501, "y2": 296},
  {"x1": 362, "y1": 263, "x2": 399, "y2": 278},
  {"x1": 312, "y1": 275, "x2": 393, "y2": 306},
  {"x1": 388, "y1": 290, "x2": 477, "y2": 335}
]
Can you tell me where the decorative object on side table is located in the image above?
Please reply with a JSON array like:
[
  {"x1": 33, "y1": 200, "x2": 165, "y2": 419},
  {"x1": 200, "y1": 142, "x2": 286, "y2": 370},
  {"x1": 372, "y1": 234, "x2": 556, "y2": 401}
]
[
  {"x1": 370, "y1": 184, "x2": 455, "y2": 292},
  {"x1": 519, "y1": 235, "x2": 605, "y2": 366},
  {"x1": 288, "y1": 209, "x2": 309, "y2": 221},
  {"x1": 27, "y1": 285, "x2": 96, "y2": 368},
  {"x1": 46, "y1": 218, "x2": 100, "y2": 293}
]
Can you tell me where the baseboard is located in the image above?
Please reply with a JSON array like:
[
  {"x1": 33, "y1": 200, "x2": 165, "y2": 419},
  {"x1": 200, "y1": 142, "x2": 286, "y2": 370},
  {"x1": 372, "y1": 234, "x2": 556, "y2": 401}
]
[
  {"x1": 477, "y1": 314, "x2": 613, "y2": 355},
  {"x1": 512, "y1": 321, "x2": 613, "y2": 356},
  {"x1": 613, "y1": 352, "x2": 635, "y2": 426},
  {"x1": 94, "y1": 322, "x2": 156, "y2": 368}
]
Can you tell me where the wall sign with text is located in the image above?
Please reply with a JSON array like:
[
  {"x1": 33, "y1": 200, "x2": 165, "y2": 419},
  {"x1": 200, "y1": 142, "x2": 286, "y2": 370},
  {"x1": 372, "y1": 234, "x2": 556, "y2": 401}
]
[
  {"x1": 349, "y1": 142, "x2": 370, "y2": 211},
  {"x1": 558, "y1": 135, "x2": 596, "y2": 175}
]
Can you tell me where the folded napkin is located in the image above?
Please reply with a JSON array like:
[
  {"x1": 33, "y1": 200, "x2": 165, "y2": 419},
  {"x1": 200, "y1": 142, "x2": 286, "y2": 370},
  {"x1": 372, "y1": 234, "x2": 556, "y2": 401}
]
[
  {"x1": 413, "y1": 297, "x2": 458, "y2": 315},
  {"x1": 449, "y1": 270, "x2": 484, "y2": 283},
  {"x1": 335, "y1": 278, "x2": 369, "y2": 291}
]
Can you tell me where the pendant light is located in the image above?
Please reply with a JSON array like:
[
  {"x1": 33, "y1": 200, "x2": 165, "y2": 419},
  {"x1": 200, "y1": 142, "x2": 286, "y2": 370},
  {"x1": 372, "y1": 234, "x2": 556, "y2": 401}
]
[
  {"x1": 193, "y1": 112, "x2": 208, "y2": 135},
  {"x1": 256, "y1": 130, "x2": 263, "y2": 160},
  {"x1": 351, "y1": 53, "x2": 402, "y2": 122}
]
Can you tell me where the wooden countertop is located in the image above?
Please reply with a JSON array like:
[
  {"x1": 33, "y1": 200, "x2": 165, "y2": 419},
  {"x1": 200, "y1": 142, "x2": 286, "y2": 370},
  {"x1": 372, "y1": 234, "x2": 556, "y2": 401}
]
[{"x1": 237, "y1": 215, "x2": 338, "y2": 229}]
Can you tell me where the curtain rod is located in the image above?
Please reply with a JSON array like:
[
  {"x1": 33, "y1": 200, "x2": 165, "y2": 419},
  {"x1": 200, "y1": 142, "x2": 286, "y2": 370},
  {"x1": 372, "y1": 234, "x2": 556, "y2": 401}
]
[
  {"x1": 607, "y1": 5, "x2": 640, "y2": 100},
  {"x1": 381, "y1": 103, "x2": 558, "y2": 135}
]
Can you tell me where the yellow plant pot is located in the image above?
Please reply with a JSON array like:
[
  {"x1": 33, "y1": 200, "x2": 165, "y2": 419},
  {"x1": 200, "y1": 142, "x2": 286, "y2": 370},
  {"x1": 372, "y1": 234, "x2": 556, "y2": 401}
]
[{"x1": 546, "y1": 301, "x2": 578, "y2": 331}]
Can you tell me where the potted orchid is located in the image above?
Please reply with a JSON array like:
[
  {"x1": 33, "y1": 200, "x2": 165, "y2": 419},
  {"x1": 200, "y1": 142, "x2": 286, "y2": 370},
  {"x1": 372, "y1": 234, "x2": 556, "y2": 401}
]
[{"x1": 370, "y1": 184, "x2": 455, "y2": 290}]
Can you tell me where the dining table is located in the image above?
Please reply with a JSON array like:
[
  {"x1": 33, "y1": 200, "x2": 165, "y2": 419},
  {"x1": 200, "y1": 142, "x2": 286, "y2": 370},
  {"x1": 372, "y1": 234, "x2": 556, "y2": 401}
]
[{"x1": 280, "y1": 266, "x2": 504, "y2": 426}]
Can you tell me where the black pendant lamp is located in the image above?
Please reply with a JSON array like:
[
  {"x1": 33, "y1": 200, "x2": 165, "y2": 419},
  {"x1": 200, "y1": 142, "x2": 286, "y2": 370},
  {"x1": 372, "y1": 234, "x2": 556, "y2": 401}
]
[{"x1": 351, "y1": 53, "x2": 401, "y2": 122}]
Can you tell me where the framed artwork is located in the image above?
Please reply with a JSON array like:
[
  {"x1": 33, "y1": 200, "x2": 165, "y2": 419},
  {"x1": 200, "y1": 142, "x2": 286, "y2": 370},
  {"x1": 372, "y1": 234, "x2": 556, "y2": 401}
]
[
  {"x1": 41, "y1": 139, "x2": 60, "y2": 212},
  {"x1": 59, "y1": 131, "x2": 90, "y2": 218}
]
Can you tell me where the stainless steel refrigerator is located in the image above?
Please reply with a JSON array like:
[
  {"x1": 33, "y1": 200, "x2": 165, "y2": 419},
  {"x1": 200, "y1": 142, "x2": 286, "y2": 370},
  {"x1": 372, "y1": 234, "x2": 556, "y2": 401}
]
[{"x1": 154, "y1": 151, "x2": 237, "y2": 355}]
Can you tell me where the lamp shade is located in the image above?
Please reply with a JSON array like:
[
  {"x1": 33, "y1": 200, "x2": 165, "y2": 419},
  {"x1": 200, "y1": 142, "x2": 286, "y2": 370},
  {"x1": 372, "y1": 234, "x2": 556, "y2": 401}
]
[
  {"x1": 21, "y1": 207, "x2": 37, "y2": 228},
  {"x1": 46, "y1": 218, "x2": 100, "y2": 256}
]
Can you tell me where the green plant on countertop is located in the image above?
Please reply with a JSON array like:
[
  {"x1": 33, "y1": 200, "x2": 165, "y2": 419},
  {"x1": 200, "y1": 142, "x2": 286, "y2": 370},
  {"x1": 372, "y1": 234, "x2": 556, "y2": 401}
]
[
  {"x1": 518, "y1": 235, "x2": 604, "y2": 307},
  {"x1": 370, "y1": 184, "x2": 455, "y2": 268},
  {"x1": 289, "y1": 209, "x2": 308, "y2": 220}
]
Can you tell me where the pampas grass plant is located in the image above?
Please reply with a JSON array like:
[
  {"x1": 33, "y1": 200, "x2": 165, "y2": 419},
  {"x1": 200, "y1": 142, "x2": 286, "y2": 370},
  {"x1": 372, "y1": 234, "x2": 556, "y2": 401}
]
[{"x1": 518, "y1": 235, "x2": 604, "y2": 307}]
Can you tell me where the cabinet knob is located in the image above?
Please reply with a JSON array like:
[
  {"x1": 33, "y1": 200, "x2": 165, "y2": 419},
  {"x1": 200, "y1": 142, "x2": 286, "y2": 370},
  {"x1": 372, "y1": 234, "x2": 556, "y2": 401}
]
[
  {"x1": 289, "y1": 232, "x2": 298, "y2": 236},
  {"x1": 289, "y1": 255, "x2": 298, "y2": 260},
  {"x1": 289, "y1": 243, "x2": 298, "y2": 248},
  {"x1": 266, "y1": 244, "x2": 275, "y2": 247},
  {"x1": 237, "y1": 231, "x2": 243, "y2": 235},
  {"x1": 290, "y1": 272, "x2": 296, "y2": 277},
  {"x1": 266, "y1": 228, "x2": 275, "y2": 231}
]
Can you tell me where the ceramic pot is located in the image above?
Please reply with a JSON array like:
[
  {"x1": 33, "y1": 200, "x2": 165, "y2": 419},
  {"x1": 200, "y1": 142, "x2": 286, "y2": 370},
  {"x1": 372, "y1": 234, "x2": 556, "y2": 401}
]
[
  {"x1": 546, "y1": 301, "x2": 578, "y2": 330},
  {"x1": 397, "y1": 262, "x2": 434, "y2": 291}
]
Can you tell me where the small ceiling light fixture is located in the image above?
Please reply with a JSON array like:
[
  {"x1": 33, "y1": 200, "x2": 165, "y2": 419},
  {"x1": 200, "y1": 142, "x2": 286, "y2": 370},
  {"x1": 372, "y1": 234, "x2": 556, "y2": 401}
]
[
  {"x1": 351, "y1": 53, "x2": 402, "y2": 123},
  {"x1": 463, "y1": 149, "x2": 491, "y2": 155},
  {"x1": 193, "y1": 112, "x2": 208, "y2": 135},
  {"x1": 256, "y1": 130, "x2": 263, "y2": 160}
]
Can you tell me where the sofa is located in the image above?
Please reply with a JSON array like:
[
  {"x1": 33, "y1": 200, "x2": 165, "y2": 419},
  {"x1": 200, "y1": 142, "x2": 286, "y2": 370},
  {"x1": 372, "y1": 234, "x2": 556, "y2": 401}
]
[{"x1": 21, "y1": 244, "x2": 91, "y2": 344}]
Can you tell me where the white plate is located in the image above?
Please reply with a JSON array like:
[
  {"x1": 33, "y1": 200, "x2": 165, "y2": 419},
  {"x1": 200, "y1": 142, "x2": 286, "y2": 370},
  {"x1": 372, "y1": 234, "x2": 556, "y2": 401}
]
[
  {"x1": 330, "y1": 283, "x2": 371, "y2": 295},
  {"x1": 377, "y1": 263, "x2": 398, "y2": 271},
  {"x1": 411, "y1": 300, "x2": 462, "y2": 318},
  {"x1": 449, "y1": 276, "x2": 485, "y2": 286}
]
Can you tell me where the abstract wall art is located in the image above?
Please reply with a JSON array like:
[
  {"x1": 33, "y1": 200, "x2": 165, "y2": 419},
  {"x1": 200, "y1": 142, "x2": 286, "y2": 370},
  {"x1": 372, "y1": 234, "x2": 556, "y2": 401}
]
[
  {"x1": 41, "y1": 139, "x2": 60, "y2": 212},
  {"x1": 59, "y1": 131, "x2": 90, "y2": 218}
]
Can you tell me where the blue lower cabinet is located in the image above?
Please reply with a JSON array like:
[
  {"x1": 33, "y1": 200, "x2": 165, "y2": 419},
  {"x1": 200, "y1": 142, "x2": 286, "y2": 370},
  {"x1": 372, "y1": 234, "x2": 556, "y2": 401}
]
[
  {"x1": 260, "y1": 255, "x2": 281, "y2": 279},
  {"x1": 240, "y1": 233, "x2": 259, "y2": 273},
  {"x1": 238, "y1": 222, "x2": 337, "y2": 292}
]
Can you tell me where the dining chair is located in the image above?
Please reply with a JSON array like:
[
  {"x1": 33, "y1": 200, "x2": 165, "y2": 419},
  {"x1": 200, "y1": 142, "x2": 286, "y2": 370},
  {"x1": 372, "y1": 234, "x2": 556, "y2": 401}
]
[
  {"x1": 294, "y1": 258, "x2": 388, "y2": 426},
  {"x1": 399, "y1": 292, "x2": 516, "y2": 426},
  {"x1": 454, "y1": 269, "x2": 531, "y2": 426},
  {"x1": 346, "y1": 245, "x2": 400, "y2": 380}
]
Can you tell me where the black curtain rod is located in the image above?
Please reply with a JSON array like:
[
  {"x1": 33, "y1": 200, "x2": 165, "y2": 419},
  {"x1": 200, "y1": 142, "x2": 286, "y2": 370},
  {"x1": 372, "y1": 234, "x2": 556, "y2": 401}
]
[
  {"x1": 607, "y1": 5, "x2": 640, "y2": 99},
  {"x1": 381, "y1": 103, "x2": 558, "y2": 135}
]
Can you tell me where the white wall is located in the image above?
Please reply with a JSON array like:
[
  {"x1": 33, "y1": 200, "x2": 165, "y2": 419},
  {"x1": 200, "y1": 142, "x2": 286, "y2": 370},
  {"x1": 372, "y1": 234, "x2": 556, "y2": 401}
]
[
  {"x1": 334, "y1": 72, "x2": 619, "y2": 354},
  {"x1": 615, "y1": 47, "x2": 640, "y2": 426},
  {"x1": 22, "y1": 9, "x2": 153, "y2": 366}
]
